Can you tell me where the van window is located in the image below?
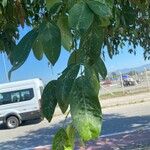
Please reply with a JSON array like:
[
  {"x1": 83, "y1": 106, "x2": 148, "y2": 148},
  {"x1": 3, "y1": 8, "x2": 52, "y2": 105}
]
[
  {"x1": 11, "y1": 92, "x2": 20, "y2": 102},
  {"x1": 20, "y1": 89, "x2": 34, "y2": 101},
  {"x1": 0, "y1": 88, "x2": 34, "y2": 105}
]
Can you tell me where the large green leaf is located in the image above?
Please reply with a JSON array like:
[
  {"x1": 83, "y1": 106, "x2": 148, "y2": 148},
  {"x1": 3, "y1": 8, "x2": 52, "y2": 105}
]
[
  {"x1": 9, "y1": 29, "x2": 38, "y2": 79},
  {"x1": 41, "y1": 80, "x2": 57, "y2": 122},
  {"x1": 66, "y1": 124, "x2": 76, "y2": 150},
  {"x1": 92, "y1": 57, "x2": 107, "y2": 79},
  {"x1": 106, "y1": 0, "x2": 114, "y2": 9},
  {"x1": 87, "y1": 1, "x2": 112, "y2": 18},
  {"x1": 93, "y1": 0, "x2": 114, "y2": 9},
  {"x1": 68, "y1": 1, "x2": 94, "y2": 32},
  {"x1": 32, "y1": 37, "x2": 43, "y2": 60},
  {"x1": 79, "y1": 21, "x2": 104, "y2": 65},
  {"x1": 46, "y1": 0, "x2": 61, "y2": 10},
  {"x1": 49, "y1": 2, "x2": 62, "y2": 15},
  {"x1": 2, "y1": 0, "x2": 7, "y2": 7},
  {"x1": 38, "y1": 21, "x2": 61, "y2": 65},
  {"x1": 52, "y1": 128, "x2": 69, "y2": 150},
  {"x1": 69, "y1": 68, "x2": 102, "y2": 141},
  {"x1": 68, "y1": 49, "x2": 83, "y2": 66},
  {"x1": 68, "y1": 22, "x2": 104, "y2": 66},
  {"x1": 66, "y1": 0, "x2": 78, "y2": 10},
  {"x1": 56, "y1": 64, "x2": 80, "y2": 113},
  {"x1": 52, "y1": 125, "x2": 75, "y2": 150},
  {"x1": 57, "y1": 15, "x2": 73, "y2": 51}
]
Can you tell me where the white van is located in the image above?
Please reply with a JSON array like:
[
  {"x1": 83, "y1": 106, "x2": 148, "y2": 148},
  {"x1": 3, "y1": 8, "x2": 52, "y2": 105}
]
[{"x1": 0, "y1": 78, "x2": 44, "y2": 129}]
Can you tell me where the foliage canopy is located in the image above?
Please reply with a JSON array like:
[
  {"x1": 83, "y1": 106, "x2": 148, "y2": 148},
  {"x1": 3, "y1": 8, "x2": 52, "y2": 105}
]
[{"x1": 0, "y1": 0, "x2": 150, "y2": 149}]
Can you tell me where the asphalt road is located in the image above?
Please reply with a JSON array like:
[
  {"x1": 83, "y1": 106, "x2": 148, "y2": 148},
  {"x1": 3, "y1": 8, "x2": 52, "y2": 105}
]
[{"x1": 0, "y1": 101, "x2": 150, "y2": 150}]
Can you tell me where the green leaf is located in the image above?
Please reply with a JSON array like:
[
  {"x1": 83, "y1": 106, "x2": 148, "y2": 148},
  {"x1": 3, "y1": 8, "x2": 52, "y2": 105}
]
[
  {"x1": 106, "y1": 0, "x2": 114, "y2": 9},
  {"x1": 68, "y1": 22, "x2": 104, "y2": 66},
  {"x1": 64, "y1": 147, "x2": 72, "y2": 150},
  {"x1": 57, "y1": 15, "x2": 73, "y2": 51},
  {"x1": 79, "y1": 21, "x2": 104, "y2": 65},
  {"x1": 84, "y1": 67, "x2": 101, "y2": 96},
  {"x1": 39, "y1": 21, "x2": 61, "y2": 65},
  {"x1": 56, "y1": 64, "x2": 80, "y2": 113},
  {"x1": 52, "y1": 128, "x2": 68, "y2": 150},
  {"x1": 32, "y1": 37, "x2": 43, "y2": 60},
  {"x1": 92, "y1": 57, "x2": 107, "y2": 79},
  {"x1": 66, "y1": 123, "x2": 76, "y2": 149},
  {"x1": 0, "y1": 40, "x2": 4, "y2": 50},
  {"x1": 69, "y1": 68, "x2": 102, "y2": 141},
  {"x1": 9, "y1": 29, "x2": 38, "y2": 79},
  {"x1": 46, "y1": 0, "x2": 61, "y2": 10},
  {"x1": 94, "y1": 0, "x2": 114, "y2": 9},
  {"x1": 66, "y1": 0, "x2": 77, "y2": 10},
  {"x1": 68, "y1": 49, "x2": 83, "y2": 66},
  {"x1": 68, "y1": 2, "x2": 94, "y2": 32},
  {"x1": 0, "y1": 9, "x2": 2, "y2": 15},
  {"x1": 122, "y1": 3, "x2": 136, "y2": 26},
  {"x1": 49, "y1": 2, "x2": 62, "y2": 15},
  {"x1": 2, "y1": 0, "x2": 7, "y2": 7},
  {"x1": 41, "y1": 80, "x2": 57, "y2": 122},
  {"x1": 87, "y1": 1, "x2": 112, "y2": 18},
  {"x1": 100, "y1": 17, "x2": 111, "y2": 27},
  {"x1": 52, "y1": 126, "x2": 75, "y2": 150}
]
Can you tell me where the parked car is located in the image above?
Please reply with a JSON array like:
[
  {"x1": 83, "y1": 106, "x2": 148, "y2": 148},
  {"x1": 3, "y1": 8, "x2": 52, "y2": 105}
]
[
  {"x1": 102, "y1": 80, "x2": 112, "y2": 85},
  {"x1": 122, "y1": 75, "x2": 137, "y2": 86}
]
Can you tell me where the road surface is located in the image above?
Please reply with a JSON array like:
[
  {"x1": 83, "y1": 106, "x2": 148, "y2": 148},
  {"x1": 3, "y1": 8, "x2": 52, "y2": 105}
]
[{"x1": 0, "y1": 101, "x2": 150, "y2": 150}]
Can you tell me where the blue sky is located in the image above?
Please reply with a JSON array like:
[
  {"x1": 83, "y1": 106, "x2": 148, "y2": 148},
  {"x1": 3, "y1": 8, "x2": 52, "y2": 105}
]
[{"x1": 0, "y1": 28, "x2": 149, "y2": 84}]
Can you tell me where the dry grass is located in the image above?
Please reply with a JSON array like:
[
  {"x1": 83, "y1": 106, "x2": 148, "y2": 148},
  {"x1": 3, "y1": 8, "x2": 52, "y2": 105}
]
[{"x1": 100, "y1": 88, "x2": 149, "y2": 100}]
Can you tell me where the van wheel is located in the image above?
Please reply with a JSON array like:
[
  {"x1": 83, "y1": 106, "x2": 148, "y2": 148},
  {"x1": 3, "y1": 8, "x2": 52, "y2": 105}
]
[{"x1": 6, "y1": 116, "x2": 19, "y2": 129}]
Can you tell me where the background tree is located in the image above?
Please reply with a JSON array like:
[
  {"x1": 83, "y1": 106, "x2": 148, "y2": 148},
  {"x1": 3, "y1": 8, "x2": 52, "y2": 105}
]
[{"x1": 0, "y1": 0, "x2": 150, "y2": 149}]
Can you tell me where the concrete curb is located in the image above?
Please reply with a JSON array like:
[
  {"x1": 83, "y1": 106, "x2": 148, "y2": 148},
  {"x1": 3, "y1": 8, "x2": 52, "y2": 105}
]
[
  {"x1": 54, "y1": 92, "x2": 150, "y2": 117},
  {"x1": 101, "y1": 93, "x2": 150, "y2": 108}
]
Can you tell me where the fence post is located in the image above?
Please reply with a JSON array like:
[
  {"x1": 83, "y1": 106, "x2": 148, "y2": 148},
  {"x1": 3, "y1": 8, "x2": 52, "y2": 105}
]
[
  {"x1": 119, "y1": 71, "x2": 125, "y2": 94},
  {"x1": 144, "y1": 67, "x2": 150, "y2": 91}
]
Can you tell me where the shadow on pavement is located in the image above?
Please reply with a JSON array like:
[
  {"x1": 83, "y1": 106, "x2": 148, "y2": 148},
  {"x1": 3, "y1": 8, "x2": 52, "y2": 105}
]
[
  {"x1": 102, "y1": 114, "x2": 150, "y2": 135},
  {"x1": 0, "y1": 114, "x2": 150, "y2": 150},
  {"x1": 83, "y1": 129, "x2": 150, "y2": 150},
  {"x1": 0, "y1": 119, "x2": 42, "y2": 130},
  {"x1": 0, "y1": 118, "x2": 71, "y2": 150}
]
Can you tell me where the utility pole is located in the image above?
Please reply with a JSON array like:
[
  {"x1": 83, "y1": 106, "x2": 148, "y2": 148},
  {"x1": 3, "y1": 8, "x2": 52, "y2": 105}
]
[{"x1": 2, "y1": 53, "x2": 9, "y2": 82}]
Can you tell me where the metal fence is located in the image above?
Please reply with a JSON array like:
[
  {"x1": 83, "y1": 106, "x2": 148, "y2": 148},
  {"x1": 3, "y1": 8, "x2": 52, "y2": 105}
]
[{"x1": 100, "y1": 68, "x2": 150, "y2": 98}]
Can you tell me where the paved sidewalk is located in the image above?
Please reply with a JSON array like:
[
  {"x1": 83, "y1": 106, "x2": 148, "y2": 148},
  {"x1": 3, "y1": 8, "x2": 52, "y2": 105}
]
[
  {"x1": 34, "y1": 129, "x2": 150, "y2": 150},
  {"x1": 81, "y1": 129, "x2": 150, "y2": 150}
]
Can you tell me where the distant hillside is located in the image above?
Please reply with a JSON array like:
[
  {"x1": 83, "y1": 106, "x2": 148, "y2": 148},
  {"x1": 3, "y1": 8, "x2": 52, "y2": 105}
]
[{"x1": 111, "y1": 64, "x2": 150, "y2": 74}]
